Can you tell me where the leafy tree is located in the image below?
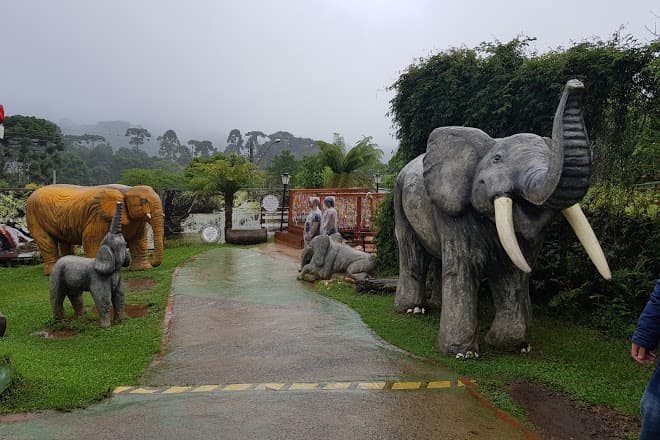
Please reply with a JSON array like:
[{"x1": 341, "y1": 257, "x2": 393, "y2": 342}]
[
  {"x1": 266, "y1": 150, "x2": 299, "y2": 188},
  {"x1": 293, "y1": 155, "x2": 324, "y2": 189},
  {"x1": 225, "y1": 129, "x2": 244, "y2": 155},
  {"x1": 114, "y1": 147, "x2": 153, "y2": 179},
  {"x1": 125, "y1": 127, "x2": 151, "y2": 150},
  {"x1": 187, "y1": 140, "x2": 216, "y2": 158},
  {"x1": 186, "y1": 153, "x2": 264, "y2": 233},
  {"x1": 316, "y1": 135, "x2": 383, "y2": 187},
  {"x1": 120, "y1": 168, "x2": 186, "y2": 192},
  {"x1": 158, "y1": 129, "x2": 182, "y2": 161},
  {"x1": 1, "y1": 115, "x2": 64, "y2": 186}
]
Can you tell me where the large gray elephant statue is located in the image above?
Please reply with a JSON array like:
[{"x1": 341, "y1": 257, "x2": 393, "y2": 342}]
[
  {"x1": 49, "y1": 202, "x2": 131, "y2": 328},
  {"x1": 300, "y1": 234, "x2": 375, "y2": 281},
  {"x1": 395, "y1": 79, "x2": 611, "y2": 358}
]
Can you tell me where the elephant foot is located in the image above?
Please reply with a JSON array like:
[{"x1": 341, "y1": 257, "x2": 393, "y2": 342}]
[
  {"x1": 405, "y1": 306, "x2": 426, "y2": 315},
  {"x1": 99, "y1": 318, "x2": 111, "y2": 329},
  {"x1": 129, "y1": 262, "x2": 153, "y2": 271},
  {"x1": 485, "y1": 322, "x2": 529, "y2": 352}
]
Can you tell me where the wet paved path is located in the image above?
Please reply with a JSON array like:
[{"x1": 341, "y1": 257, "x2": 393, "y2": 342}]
[{"x1": 2, "y1": 245, "x2": 529, "y2": 439}]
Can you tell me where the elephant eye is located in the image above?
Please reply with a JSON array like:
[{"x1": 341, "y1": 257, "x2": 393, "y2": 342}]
[{"x1": 493, "y1": 154, "x2": 502, "y2": 162}]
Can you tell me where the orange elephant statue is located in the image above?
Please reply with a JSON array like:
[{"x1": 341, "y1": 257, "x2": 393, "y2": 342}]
[{"x1": 26, "y1": 184, "x2": 164, "y2": 275}]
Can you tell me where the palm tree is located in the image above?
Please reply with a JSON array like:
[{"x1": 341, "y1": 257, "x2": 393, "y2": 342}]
[{"x1": 316, "y1": 135, "x2": 383, "y2": 188}]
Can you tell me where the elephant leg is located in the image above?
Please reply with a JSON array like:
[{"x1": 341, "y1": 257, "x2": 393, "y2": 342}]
[
  {"x1": 33, "y1": 229, "x2": 58, "y2": 275},
  {"x1": 427, "y1": 257, "x2": 443, "y2": 311},
  {"x1": 394, "y1": 204, "x2": 430, "y2": 312},
  {"x1": 485, "y1": 267, "x2": 532, "y2": 351},
  {"x1": 90, "y1": 285, "x2": 112, "y2": 329},
  {"x1": 438, "y1": 248, "x2": 481, "y2": 357},
  {"x1": 128, "y1": 224, "x2": 152, "y2": 271},
  {"x1": 69, "y1": 292, "x2": 85, "y2": 317},
  {"x1": 345, "y1": 257, "x2": 374, "y2": 280},
  {"x1": 50, "y1": 286, "x2": 67, "y2": 321},
  {"x1": 112, "y1": 279, "x2": 126, "y2": 323}
]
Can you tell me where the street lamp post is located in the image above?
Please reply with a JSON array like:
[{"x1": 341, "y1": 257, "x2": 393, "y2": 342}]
[
  {"x1": 373, "y1": 172, "x2": 382, "y2": 193},
  {"x1": 280, "y1": 173, "x2": 291, "y2": 231}
]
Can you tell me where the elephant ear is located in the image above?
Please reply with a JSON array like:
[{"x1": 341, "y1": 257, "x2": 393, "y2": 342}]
[
  {"x1": 94, "y1": 244, "x2": 115, "y2": 275},
  {"x1": 312, "y1": 236, "x2": 330, "y2": 267},
  {"x1": 423, "y1": 127, "x2": 494, "y2": 216},
  {"x1": 94, "y1": 189, "x2": 129, "y2": 226}
]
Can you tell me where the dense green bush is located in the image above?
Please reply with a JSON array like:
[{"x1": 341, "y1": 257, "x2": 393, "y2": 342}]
[
  {"x1": 373, "y1": 192, "x2": 398, "y2": 276},
  {"x1": 532, "y1": 184, "x2": 659, "y2": 335}
]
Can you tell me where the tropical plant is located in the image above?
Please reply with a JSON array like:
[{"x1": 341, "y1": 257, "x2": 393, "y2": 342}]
[
  {"x1": 316, "y1": 135, "x2": 383, "y2": 188},
  {"x1": 186, "y1": 153, "x2": 264, "y2": 233}
]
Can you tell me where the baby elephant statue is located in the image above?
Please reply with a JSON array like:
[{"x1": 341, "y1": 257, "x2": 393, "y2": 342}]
[
  {"x1": 299, "y1": 234, "x2": 375, "y2": 281},
  {"x1": 49, "y1": 202, "x2": 131, "y2": 328}
]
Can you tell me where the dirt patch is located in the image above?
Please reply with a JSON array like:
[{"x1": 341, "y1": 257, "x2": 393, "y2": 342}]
[
  {"x1": 509, "y1": 382, "x2": 640, "y2": 439},
  {"x1": 125, "y1": 278, "x2": 157, "y2": 292},
  {"x1": 90, "y1": 304, "x2": 151, "y2": 318}
]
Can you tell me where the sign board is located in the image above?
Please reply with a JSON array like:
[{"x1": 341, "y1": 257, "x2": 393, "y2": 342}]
[
  {"x1": 200, "y1": 225, "x2": 220, "y2": 243},
  {"x1": 262, "y1": 194, "x2": 279, "y2": 212}
]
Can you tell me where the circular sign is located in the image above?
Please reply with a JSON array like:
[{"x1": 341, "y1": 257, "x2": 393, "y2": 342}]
[
  {"x1": 262, "y1": 194, "x2": 280, "y2": 212},
  {"x1": 200, "y1": 225, "x2": 220, "y2": 243}
]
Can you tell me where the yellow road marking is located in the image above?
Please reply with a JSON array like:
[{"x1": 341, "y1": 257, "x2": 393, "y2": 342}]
[
  {"x1": 113, "y1": 386, "x2": 132, "y2": 394},
  {"x1": 427, "y1": 381, "x2": 451, "y2": 389},
  {"x1": 288, "y1": 383, "x2": 318, "y2": 390},
  {"x1": 323, "y1": 382, "x2": 351, "y2": 390},
  {"x1": 162, "y1": 386, "x2": 192, "y2": 394},
  {"x1": 253, "y1": 383, "x2": 285, "y2": 391},
  {"x1": 222, "y1": 383, "x2": 252, "y2": 391},
  {"x1": 357, "y1": 382, "x2": 386, "y2": 390},
  {"x1": 192, "y1": 385, "x2": 219, "y2": 392},
  {"x1": 130, "y1": 387, "x2": 157, "y2": 394},
  {"x1": 115, "y1": 379, "x2": 472, "y2": 395},
  {"x1": 391, "y1": 382, "x2": 422, "y2": 390}
]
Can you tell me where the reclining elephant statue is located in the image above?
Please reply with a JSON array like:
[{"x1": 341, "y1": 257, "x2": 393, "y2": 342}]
[
  {"x1": 300, "y1": 234, "x2": 375, "y2": 281},
  {"x1": 49, "y1": 202, "x2": 131, "y2": 328},
  {"x1": 27, "y1": 184, "x2": 163, "y2": 275},
  {"x1": 395, "y1": 79, "x2": 611, "y2": 358}
]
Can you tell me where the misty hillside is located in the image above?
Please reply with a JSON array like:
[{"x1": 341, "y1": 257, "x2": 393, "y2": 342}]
[{"x1": 58, "y1": 120, "x2": 321, "y2": 163}]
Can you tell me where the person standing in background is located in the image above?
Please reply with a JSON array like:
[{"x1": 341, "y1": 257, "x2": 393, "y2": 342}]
[
  {"x1": 631, "y1": 278, "x2": 660, "y2": 439},
  {"x1": 303, "y1": 197, "x2": 322, "y2": 248},
  {"x1": 321, "y1": 196, "x2": 337, "y2": 236}
]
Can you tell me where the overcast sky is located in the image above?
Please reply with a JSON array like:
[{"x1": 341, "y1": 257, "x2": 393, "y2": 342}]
[{"x1": 2, "y1": 0, "x2": 658, "y2": 157}]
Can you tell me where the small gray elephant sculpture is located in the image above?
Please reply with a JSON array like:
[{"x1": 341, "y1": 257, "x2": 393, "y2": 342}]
[
  {"x1": 395, "y1": 80, "x2": 612, "y2": 358},
  {"x1": 300, "y1": 234, "x2": 375, "y2": 281},
  {"x1": 49, "y1": 202, "x2": 131, "y2": 328}
]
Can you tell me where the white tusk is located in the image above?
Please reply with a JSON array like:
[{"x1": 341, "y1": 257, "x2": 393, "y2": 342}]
[
  {"x1": 146, "y1": 213, "x2": 152, "y2": 220},
  {"x1": 494, "y1": 197, "x2": 532, "y2": 273},
  {"x1": 561, "y1": 204, "x2": 612, "y2": 280}
]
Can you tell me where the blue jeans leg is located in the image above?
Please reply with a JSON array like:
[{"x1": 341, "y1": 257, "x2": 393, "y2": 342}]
[{"x1": 640, "y1": 367, "x2": 660, "y2": 440}]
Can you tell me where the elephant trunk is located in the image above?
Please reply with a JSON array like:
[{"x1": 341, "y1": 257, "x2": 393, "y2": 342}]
[
  {"x1": 149, "y1": 208, "x2": 164, "y2": 267},
  {"x1": 524, "y1": 79, "x2": 591, "y2": 209}
]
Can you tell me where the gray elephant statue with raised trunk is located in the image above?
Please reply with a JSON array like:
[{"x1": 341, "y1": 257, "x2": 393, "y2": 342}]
[
  {"x1": 394, "y1": 79, "x2": 611, "y2": 358},
  {"x1": 49, "y1": 202, "x2": 131, "y2": 328},
  {"x1": 27, "y1": 184, "x2": 164, "y2": 275}
]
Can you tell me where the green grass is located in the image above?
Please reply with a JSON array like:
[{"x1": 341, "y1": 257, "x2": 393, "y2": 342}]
[
  {"x1": 0, "y1": 242, "x2": 213, "y2": 413},
  {"x1": 318, "y1": 281, "x2": 651, "y2": 419}
]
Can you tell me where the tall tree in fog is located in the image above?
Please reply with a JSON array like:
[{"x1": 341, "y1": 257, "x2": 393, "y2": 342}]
[
  {"x1": 225, "y1": 129, "x2": 243, "y2": 155},
  {"x1": 187, "y1": 140, "x2": 216, "y2": 158},
  {"x1": 158, "y1": 129, "x2": 181, "y2": 161},
  {"x1": 125, "y1": 128, "x2": 151, "y2": 151}
]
